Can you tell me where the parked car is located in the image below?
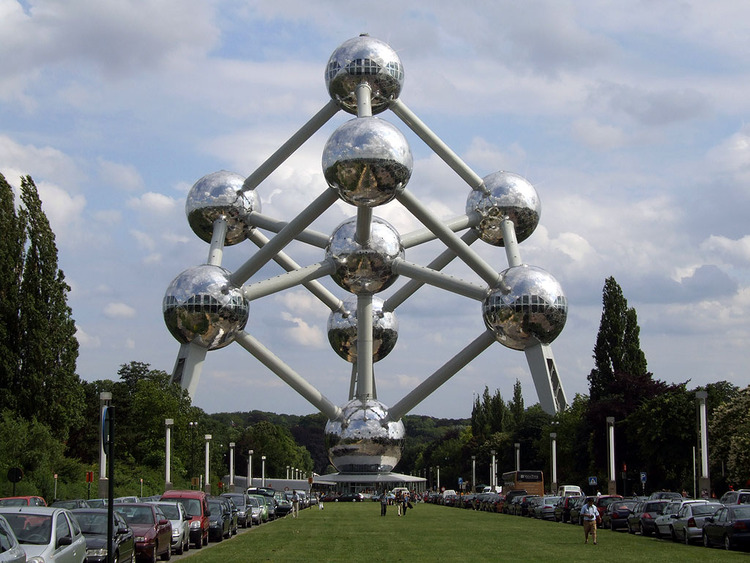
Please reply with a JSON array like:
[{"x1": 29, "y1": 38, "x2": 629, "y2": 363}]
[
  {"x1": 246, "y1": 496, "x2": 265, "y2": 525},
  {"x1": 719, "y1": 489, "x2": 750, "y2": 506},
  {"x1": 51, "y1": 499, "x2": 91, "y2": 510},
  {"x1": 207, "y1": 499, "x2": 231, "y2": 541},
  {"x1": 113, "y1": 497, "x2": 141, "y2": 504},
  {"x1": 0, "y1": 514, "x2": 27, "y2": 563},
  {"x1": 670, "y1": 501, "x2": 722, "y2": 544},
  {"x1": 538, "y1": 496, "x2": 561, "y2": 521},
  {"x1": 653, "y1": 499, "x2": 708, "y2": 538},
  {"x1": 273, "y1": 492, "x2": 292, "y2": 518},
  {"x1": 626, "y1": 499, "x2": 669, "y2": 536},
  {"x1": 502, "y1": 490, "x2": 527, "y2": 514},
  {"x1": 221, "y1": 493, "x2": 252, "y2": 528},
  {"x1": 702, "y1": 504, "x2": 750, "y2": 551},
  {"x1": 222, "y1": 497, "x2": 239, "y2": 535},
  {"x1": 0, "y1": 497, "x2": 47, "y2": 507},
  {"x1": 262, "y1": 496, "x2": 277, "y2": 520},
  {"x1": 114, "y1": 502, "x2": 172, "y2": 562},
  {"x1": 147, "y1": 501, "x2": 191, "y2": 555},
  {"x1": 516, "y1": 495, "x2": 539, "y2": 517},
  {"x1": 160, "y1": 489, "x2": 210, "y2": 549},
  {"x1": 71, "y1": 507, "x2": 135, "y2": 563},
  {"x1": 593, "y1": 495, "x2": 623, "y2": 520},
  {"x1": 601, "y1": 499, "x2": 637, "y2": 531},
  {"x1": 0, "y1": 506, "x2": 87, "y2": 563},
  {"x1": 87, "y1": 499, "x2": 108, "y2": 509},
  {"x1": 336, "y1": 493, "x2": 364, "y2": 502},
  {"x1": 554, "y1": 496, "x2": 576, "y2": 523},
  {"x1": 526, "y1": 496, "x2": 545, "y2": 518}
]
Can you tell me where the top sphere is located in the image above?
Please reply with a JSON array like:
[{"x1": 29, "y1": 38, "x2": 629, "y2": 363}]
[
  {"x1": 466, "y1": 171, "x2": 540, "y2": 246},
  {"x1": 325, "y1": 35, "x2": 404, "y2": 115},
  {"x1": 186, "y1": 170, "x2": 261, "y2": 246}
]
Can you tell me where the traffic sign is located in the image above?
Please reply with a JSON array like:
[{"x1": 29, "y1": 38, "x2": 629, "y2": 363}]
[
  {"x1": 640, "y1": 472, "x2": 647, "y2": 484},
  {"x1": 588, "y1": 476, "x2": 598, "y2": 486}
]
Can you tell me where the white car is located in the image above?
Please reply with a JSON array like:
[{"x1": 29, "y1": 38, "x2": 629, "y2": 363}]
[
  {"x1": 0, "y1": 506, "x2": 86, "y2": 563},
  {"x1": 147, "y1": 501, "x2": 190, "y2": 555},
  {"x1": 0, "y1": 514, "x2": 26, "y2": 563},
  {"x1": 653, "y1": 499, "x2": 708, "y2": 539}
]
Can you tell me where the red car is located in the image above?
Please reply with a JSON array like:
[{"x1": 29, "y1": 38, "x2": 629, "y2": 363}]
[
  {"x1": 115, "y1": 502, "x2": 172, "y2": 562},
  {"x1": 0, "y1": 496, "x2": 47, "y2": 507}
]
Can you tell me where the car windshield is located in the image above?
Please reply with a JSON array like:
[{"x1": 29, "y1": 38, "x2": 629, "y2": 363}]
[
  {"x1": 0, "y1": 499, "x2": 27, "y2": 507},
  {"x1": 117, "y1": 506, "x2": 154, "y2": 525},
  {"x1": 158, "y1": 505, "x2": 180, "y2": 520},
  {"x1": 75, "y1": 513, "x2": 108, "y2": 535},
  {"x1": 177, "y1": 499, "x2": 200, "y2": 517},
  {"x1": 247, "y1": 498, "x2": 259, "y2": 507},
  {"x1": 3, "y1": 513, "x2": 52, "y2": 544}
]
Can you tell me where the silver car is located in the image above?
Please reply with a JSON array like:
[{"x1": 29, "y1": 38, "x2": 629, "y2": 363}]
[
  {"x1": 670, "y1": 501, "x2": 723, "y2": 544},
  {"x1": 147, "y1": 501, "x2": 190, "y2": 555},
  {"x1": 0, "y1": 514, "x2": 26, "y2": 563},
  {"x1": 0, "y1": 506, "x2": 86, "y2": 563},
  {"x1": 653, "y1": 499, "x2": 708, "y2": 539}
]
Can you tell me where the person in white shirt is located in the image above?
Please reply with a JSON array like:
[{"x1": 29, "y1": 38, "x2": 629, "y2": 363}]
[{"x1": 580, "y1": 497, "x2": 599, "y2": 544}]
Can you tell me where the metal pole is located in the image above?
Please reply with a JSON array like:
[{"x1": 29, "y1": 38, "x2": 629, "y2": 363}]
[
  {"x1": 229, "y1": 442, "x2": 235, "y2": 489},
  {"x1": 248, "y1": 450, "x2": 253, "y2": 489},
  {"x1": 261, "y1": 456, "x2": 266, "y2": 487},
  {"x1": 515, "y1": 443, "x2": 521, "y2": 472},
  {"x1": 607, "y1": 417, "x2": 616, "y2": 495},
  {"x1": 472, "y1": 456, "x2": 476, "y2": 495},
  {"x1": 204, "y1": 435, "x2": 212, "y2": 494},
  {"x1": 550, "y1": 433, "x2": 557, "y2": 494},
  {"x1": 165, "y1": 419, "x2": 173, "y2": 491},
  {"x1": 491, "y1": 450, "x2": 496, "y2": 490},
  {"x1": 98, "y1": 392, "x2": 111, "y2": 498},
  {"x1": 696, "y1": 391, "x2": 710, "y2": 497}
]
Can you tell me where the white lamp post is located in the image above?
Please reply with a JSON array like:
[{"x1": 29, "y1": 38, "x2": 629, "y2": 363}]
[
  {"x1": 165, "y1": 419, "x2": 173, "y2": 490},
  {"x1": 261, "y1": 455, "x2": 266, "y2": 487},
  {"x1": 204, "y1": 434, "x2": 212, "y2": 494},
  {"x1": 248, "y1": 450, "x2": 253, "y2": 489}
]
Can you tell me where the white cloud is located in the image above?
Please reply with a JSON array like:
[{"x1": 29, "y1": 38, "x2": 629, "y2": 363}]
[
  {"x1": 126, "y1": 192, "x2": 180, "y2": 215},
  {"x1": 280, "y1": 311, "x2": 326, "y2": 348},
  {"x1": 103, "y1": 302, "x2": 136, "y2": 319},
  {"x1": 98, "y1": 159, "x2": 144, "y2": 192},
  {"x1": 75, "y1": 325, "x2": 101, "y2": 349},
  {"x1": 701, "y1": 235, "x2": 750, "y2": 266}
]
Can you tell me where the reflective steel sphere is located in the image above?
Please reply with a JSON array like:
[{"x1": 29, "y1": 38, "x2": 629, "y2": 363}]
[
  {"x1": 483, "y1": 265, "x2": 567, "y2": 350},
  {"x1": 325, "y1": 35, "x2": 404, "y2": 115},
  {"x1": 325, "y1": 399, "x2": 405, "y2": 473},
  {"x1": 327, "y1": 296, "x2": 399, "y2": 363},
  {"x1": 163, "y1": 264, "x2": 249, "y2": 350},
  {"x1": 466, "y1": 171, "x2": 540, "y2": 245},
  {"x1": 186, "y1": 170, "x2": 261, "y2": 246},
  {"x1": 323, "y1": 117, "x2": 413, "y2": 207},
  {"x1": 326, "y1": 216, "x2": 403, "y2": 294}
]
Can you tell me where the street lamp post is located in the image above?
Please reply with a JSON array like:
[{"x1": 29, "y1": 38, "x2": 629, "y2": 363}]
[
  {"x1": 550, "y1": 432, "x2": 557, "y2": 494},
  {"x1": 229, "y1": 442, "x2": 235, "y2": 490},
  {"x1": 204, "y1": 434, "x2": 212, "y2": 494},
  {"x1": 437, "y1": 465, "x2": 441, "y2": 491},
  {"x1": 165, "y1": 419, "x2": 173, "y2": 491},
  {"x1": 696, "y1": 391, "x2": 710, "y2": 497},
  {"x1": 606, "y1": 417, "x2": 616, "y2": 495},
  {"x1": 471, "y1": 455, "x2": 476, "y2": 494},
  {"x1": 490, "y1": 450, "x2": 496, "y2": 491},
  {"x1": 514, "y1": 443, "x2": 520, "y2": 472},
  {"x1": 98, "y1": 392, "x2": 112, "y2": 498},
  {"x1": 189, "y1": 421, "x2": 199, "y2": 486},
  {"x1": 261, "y1": 455, "x2": 266, "y2": 487}
]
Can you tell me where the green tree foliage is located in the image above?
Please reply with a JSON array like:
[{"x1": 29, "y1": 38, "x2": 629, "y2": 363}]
[
  {"x1": 709, "y1": 385, "x2": 750, "y2": 488},
  {"x1": 0, "y1": 175, "x2": 83, "y2": 440},
  {"x1": 237, "y1": 420, "x2": 313, "y2": 479}
]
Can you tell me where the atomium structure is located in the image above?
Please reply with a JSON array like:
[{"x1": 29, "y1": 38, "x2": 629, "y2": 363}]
[{"x1": 164, "y1": 35, "x2": 568, "y2": 475}]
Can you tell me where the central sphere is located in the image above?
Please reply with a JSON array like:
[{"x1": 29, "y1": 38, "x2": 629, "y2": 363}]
[
  {"x1": 325, "y1": 35, "x2": 405, "y2": 115},
  {"x1": 466, "y1": 171, "x2": 540, "y2": 246},
  {"x1": 323, "y1": 117, "x2": 413, "y2": 207},
  {"x1": 327, "y1": 296, "x2": 399, "y2": 363},
  {"x1": 482, "y1": 264, "x2": 567, "y2": 350},
  {"x1": 325, "y1": 399, "x2": 405, "y2": 473},
  {"x1": 326, "y1": 217, "x2": 403, "y2": 294},
  {"x1": 163, "y1": 264, "x2": 249, "y2": 350},
  {"x1": 185, "y1": 170, "x2": 260, "y2": 246}
]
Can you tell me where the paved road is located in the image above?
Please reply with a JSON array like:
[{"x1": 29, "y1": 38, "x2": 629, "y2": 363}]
[{"x1": 169, "y1": 518, "x2": 270, "y2": 561}]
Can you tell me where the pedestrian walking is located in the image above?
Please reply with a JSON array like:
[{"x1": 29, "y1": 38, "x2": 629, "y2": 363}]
[
  {"x1": 581, "y1": 497, "x2": 599, "y2": 545},
  {"x1": 380, "y1": 492, "x2": 388, "y2": 516},
  {"x1": 292, "y1": 490, "x2": 300, "y2": 518}
]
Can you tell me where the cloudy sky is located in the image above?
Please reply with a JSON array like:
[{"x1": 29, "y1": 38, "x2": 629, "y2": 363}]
[{"x1": 2, "y1": 1, "x2": 749, "y2": 420}]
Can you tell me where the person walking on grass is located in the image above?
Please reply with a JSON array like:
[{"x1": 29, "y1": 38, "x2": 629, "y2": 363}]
[
  {"x1": 581, "y1": 497, "x2": 598, "y2": 545},
  {"x1": 380, "y1": 492, "x2": 388, "y2": 516}
]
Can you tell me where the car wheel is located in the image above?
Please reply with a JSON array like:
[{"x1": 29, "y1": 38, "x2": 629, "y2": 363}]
[
  {"x1": 724, "y1": 535, "x2": 732, "y2": 551},
  {"x1": 113, "y1": 552, "x2": 119, "y2": 563},
  {"x1": 653, "y1": 526, "x2": 661, "y2": 539},
  {"x1": 670, "y1": 526, "x2": 677, "y2": 541},
  {"x1": 148, "y1": 548, "x2": 157, "y2": 563},
  {"x1": 703, "y1": 532, "x2": 711, "y2": 548},
  {"x1": 176, "y1": 541, "x2": 183, "y2": 556},
  {"x1": 683, "y1": 529, "x2": 690, "y2": 545},
  {"x1": 161, "y1": 544, "x2": 171, "y2": 561}
]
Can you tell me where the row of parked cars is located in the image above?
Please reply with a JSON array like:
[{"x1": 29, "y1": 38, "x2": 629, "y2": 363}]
[
  {"x1": 456, "y1": 487, "x2": 749, "y2": 552},
  {"x1": 0, "y1": 487, "x2": 296, "y2": 562}
]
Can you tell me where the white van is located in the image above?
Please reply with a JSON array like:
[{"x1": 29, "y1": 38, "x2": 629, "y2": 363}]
[{"x1": 557, "y1": 485, "x2": 583, "y2": 497}]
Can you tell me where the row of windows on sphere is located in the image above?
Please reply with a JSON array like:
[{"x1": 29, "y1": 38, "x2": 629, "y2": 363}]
[
  {"x1": 163, "y1": 294, "x2": 248, "y2": 316},
  {"x1": 327, "y1": 59, "x2": 404, "y2": 81}
]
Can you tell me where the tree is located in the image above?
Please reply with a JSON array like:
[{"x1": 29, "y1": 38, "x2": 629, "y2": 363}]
[
  {"x1": 0, "y1": 174, "x2": 25, "y2": 414},
  {"x1": 588, "y1": 277, "x2": 647, "y2": 402},
  {"x1": 709, "y1": 386, "x2": 750, "y2": 489},
  {"x1": 0, "y1": 176, "x2": 83, "y2": 440}
]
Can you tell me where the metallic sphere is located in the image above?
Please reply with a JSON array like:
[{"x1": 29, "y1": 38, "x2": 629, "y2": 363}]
[
  {"x1": 325, "y1": 35, "x2": 405, "y2": 115},
  {"x1": 186, "y1": 170, "x2": 261, "y2": 246},
  {"x1": 163, "y1": 264, "x2": 249, "y2": 350},
  {"x1": 483, "y1": 264, "x2": 567, "y2": 351},
  {"x1": 326, "y1": 217, "x2": 403, "y2": 294},
  {"x1": 466, "y1": 171, "x2": 540, "y2": 245},
  {"x1": 327, "y1": 296, "x2": 399, "y2": 363},
  {"x1": 323, "y1": 117, "x2": 413, "y2": 207},
  {"x1": 325, "y1": 399, "x2": 405, "y2": 473}
]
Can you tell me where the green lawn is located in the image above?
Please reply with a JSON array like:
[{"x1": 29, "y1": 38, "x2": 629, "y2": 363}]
[{"x1": 181, "y1": 502, "x2": 748, "y2": 562}]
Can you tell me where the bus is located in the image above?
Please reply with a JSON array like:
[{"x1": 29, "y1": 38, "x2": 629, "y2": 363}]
[{"x1": 502, "y1": 470, "x2": 545, "y2": 497}]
